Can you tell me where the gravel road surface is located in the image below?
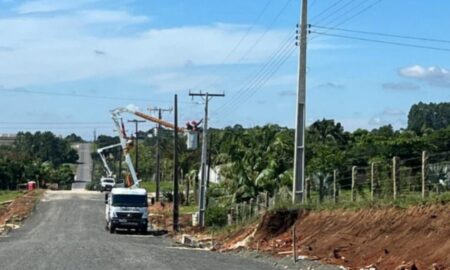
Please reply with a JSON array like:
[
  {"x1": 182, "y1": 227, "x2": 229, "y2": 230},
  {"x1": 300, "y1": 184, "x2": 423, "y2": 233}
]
[{"x1": 0, "y1": 191, "x2": 283, "y2": 270}]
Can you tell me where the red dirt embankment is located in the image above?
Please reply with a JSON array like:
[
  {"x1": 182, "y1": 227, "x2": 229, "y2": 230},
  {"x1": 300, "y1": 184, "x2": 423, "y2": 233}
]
[
  {"x1": 223, "y1": 205, "x2": 450, "y2": 269},
  {"x1": 0, "y1": 190, "x2": 41, "y2": 225}
]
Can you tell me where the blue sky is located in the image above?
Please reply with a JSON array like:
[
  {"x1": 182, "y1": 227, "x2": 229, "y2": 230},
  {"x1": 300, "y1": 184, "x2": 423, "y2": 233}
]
[{"x1": 1, "y1": 0, "x2": 450, "y2": 139}]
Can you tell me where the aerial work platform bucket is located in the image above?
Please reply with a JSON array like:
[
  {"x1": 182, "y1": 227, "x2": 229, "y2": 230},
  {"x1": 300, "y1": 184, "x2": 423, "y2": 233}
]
[{"x1": 186, "y1": 131, "x2": 198, "y2": 150}]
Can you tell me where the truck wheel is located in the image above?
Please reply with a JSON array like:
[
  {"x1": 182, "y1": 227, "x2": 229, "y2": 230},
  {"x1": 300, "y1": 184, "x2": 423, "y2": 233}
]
[
  {"x1": 109, "y1": 224, "x2": 115, "y2": 234},
  {"x1": 140, "y1": 226, "x2": 147, "y2": 234}
]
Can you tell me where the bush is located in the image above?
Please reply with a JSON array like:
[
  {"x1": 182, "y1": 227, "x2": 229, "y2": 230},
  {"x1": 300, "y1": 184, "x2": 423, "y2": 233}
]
[
  {"x1": 205, "y1": 205, "x2": 228, "y2": 228},
  {"x1": 85, "y1": 181, "x2": 99, "y2": 191}
]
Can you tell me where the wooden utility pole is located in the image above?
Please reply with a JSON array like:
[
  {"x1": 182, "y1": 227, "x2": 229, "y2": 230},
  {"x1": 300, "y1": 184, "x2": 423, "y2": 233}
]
[
  {"x1": 189, "y1": 91, "x2": 225, "y2": 227},
  {"x1": 173, "y1": 95, "x2": 179, "y2": 231},
  {"x1": 293, "y1": 0, "x2": 308, "y2": 204},
  {"x1": 128, "y1": 119, "x2": 145, "y2": 175}
]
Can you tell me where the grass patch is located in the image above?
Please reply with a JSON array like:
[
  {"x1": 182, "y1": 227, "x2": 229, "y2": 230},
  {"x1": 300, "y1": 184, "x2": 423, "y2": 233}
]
[
  {"x1": 180, "y1": 204, "x2": 197, "y2": 215},
  {"x1": 0, "y1": 191, "x2": 23, "y2": 203},
  {"x1": 140, "y1": 181, "x2": 184, "y2": 193}
]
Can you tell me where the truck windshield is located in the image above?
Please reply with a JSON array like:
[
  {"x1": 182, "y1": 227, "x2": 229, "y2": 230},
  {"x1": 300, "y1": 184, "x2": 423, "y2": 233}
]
[{"x1": 112, "y1": 195, "x2": 147, "y2": 207}]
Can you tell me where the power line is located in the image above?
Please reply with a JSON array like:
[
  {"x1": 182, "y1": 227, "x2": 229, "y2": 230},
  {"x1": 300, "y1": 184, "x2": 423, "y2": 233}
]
[
  {"x1": 0, "y1": 88, "x2": 191, "y2": 104},
  {"x1": 329, "y1": 0, "x2": 384, "y2": 27},
  {"x1": 309, "y1": 0, "x2": 346, "y2": 22},
  {"x1": 311, "y1": 25, "x2": 450, "y2": 44},
  {"x1": 313, "y1": 0, "x2": 358, "y2": 24},
  {"x1": 214, "y1": 34, "x2": 294, "y2": 114},
  {"x1": 313, "y1": 0, "x2": 362, "y2": 26},
  {"x1": 235, "y1": 0, "x2": 294, "y2": 64},
  {"x1": 199, "y1": 0, "x2": 293, "y2": 91},
  {"x1": 191, "y1": 0, "x2": 274, "y2": 90},
  {"x1": 0, "y1": 121, "x2": 112, "y2": 125},
  {"x1": 309, "y1": 0, "x2": 384, "y2": 42},
  {"x1": 310, "y1": 31, "x2": 450, "y2": 53},
  {"x1": 217, "y1": 45, "x2": 296, "y2": 117},
  {"x1": 214, "y1": 29, "x2": 295, "y2": 113}
]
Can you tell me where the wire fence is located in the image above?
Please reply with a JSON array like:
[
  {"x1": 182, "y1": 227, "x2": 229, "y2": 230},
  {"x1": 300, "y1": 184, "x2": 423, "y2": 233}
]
[{"x1": 221, "y1": 150, "x2": 450, "y2": 226}]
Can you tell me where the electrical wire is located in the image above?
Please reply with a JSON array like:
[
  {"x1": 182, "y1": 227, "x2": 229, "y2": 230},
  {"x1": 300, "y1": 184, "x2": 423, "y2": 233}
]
[
  {"x1": 309, "y1": 0, "x2": 384, "y2": 42},
  {"x1": 309, "y1": 0, "x2": 346, "y2": 22},
  {"x1": 310, "y1": 31, "x2": 450, "y2": 53},
  {"x1": 190, "y1": 0, "x2": 274, "y2": 90},
  {"x1": 214, "y1": 30, "x2": 295, "y2": 114},
  {"x1": 0, "y1": 88, "x2": 191, "y2": 104},
  {"x1": 199, "y1": 0, "x2": 294, "y2": 91},
  {"x1": 226, "y1": 46, "x2": 297, "y2": 113},
  {"x1": 311, "y1": 25, "x2": 450, "y2": 44}
]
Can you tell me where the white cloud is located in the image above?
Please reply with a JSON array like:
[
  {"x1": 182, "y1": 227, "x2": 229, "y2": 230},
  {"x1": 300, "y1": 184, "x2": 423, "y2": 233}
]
[
  {"x1": 399, "y1": 65, "x2": 450, "y2": 88},
  {"x1": 0, "y1": 9, "x2": 287, "y2": 88}
]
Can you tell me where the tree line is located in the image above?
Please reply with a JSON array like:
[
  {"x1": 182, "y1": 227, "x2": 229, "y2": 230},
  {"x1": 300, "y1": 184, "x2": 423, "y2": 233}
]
[
  {"x1": 0, "y1": 132, "x2": 79, "y2": 190},
  {"x1": 91, "y1": 101, "x2": 450, "y2": 205}
]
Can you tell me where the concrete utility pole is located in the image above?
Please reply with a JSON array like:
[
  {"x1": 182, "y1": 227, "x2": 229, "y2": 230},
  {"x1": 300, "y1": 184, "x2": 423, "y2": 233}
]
[
  {"x1": 173, "y1": 95, "x2": 180, "y2": 231},
  {"x1": 189, "y1": 91, "x2": 225, "y2": 227},
  {"x1": 128, "y1": 119, "x2": 145, "y2": 176},
  {"x1": 149, "y1": 107, "x2": 173, "y2": 202},
  {"x1": 293, "y1": 0, "x2": 308, "y2": 203}
]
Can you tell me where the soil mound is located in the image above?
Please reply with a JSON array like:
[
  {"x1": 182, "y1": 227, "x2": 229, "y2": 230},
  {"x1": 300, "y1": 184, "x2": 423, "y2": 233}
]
[
  {"x1": 254, "y1": 209, "x2": 299, "y2": 240},
  {"x1": 250, "y1": 205, "x2": 450, "y2": 269}
]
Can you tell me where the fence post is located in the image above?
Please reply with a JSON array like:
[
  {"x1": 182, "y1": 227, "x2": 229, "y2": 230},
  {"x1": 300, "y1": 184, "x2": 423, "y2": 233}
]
[
  {"x1": 351, "y1": 166, "x2": 357, "y2": 202},
  {"x1": 250, "y1": 198, "x2": 254, "y2": 218},
  {"x1": 265, "y1": 192, "x2": 269, "y2": 209},
  {"x1": 306, "y1": 177, "x2": 311, "y2": 203},
  {"x1": 333, "y1": 169, "x2": 337, "y2": 204},
  {"x1": 422, "y1": 151, "x2": 428, "y2": 200},
  {"x1": 292, "y1": 224, "x2": 297, "y2": 263},
  {"x1": 392, "y1": 156, "x2": 398, "y2": 200},
  {"x1": 370, "y1": 162, "x2": 375, "y2": 201},
  {"x1": 256, "y1": 195, "x2": 260, "y2": 213}
]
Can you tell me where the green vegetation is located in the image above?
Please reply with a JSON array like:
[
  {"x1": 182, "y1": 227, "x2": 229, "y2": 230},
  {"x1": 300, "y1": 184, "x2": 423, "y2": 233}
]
[
  {"x1": 408, "y1": 102, "x2": 450, "y2": 133},
  {"x1": 0, "y1": 190, "x2": 23, "y2": 203},
  {"x1": 205, "y1": 205, "x2": 228, "y2": 228},
  {"x1": 140, "y1": 181, "x2": 180, "y2": 193},
  {"x1": 0, "y1": 131, "x2": 78, "y2": 190}
]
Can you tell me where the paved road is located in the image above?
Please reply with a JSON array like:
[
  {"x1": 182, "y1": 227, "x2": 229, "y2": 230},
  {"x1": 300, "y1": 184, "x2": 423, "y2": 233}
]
[
  {"x1": 0, "y1": 191, "x2": 279, "y2": 270},
  {"x1": 72, "y1": 143, "x2": 92, "y2": 190}
]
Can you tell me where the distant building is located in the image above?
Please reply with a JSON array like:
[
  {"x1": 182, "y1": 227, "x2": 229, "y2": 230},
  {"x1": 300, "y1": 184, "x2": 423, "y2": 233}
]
[
  {"x1": 0, "y1": 133, "x2": 16, "y2": 146},
  {"x1": 198, "y1": 165, "x2": 223, "y2": 184}
]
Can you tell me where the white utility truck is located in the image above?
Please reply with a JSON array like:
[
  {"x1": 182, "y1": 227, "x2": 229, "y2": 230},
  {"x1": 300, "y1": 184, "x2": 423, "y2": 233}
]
[
  {"x1": 100, "y1": 177, "x2": 115, "y2": 192},
  {"x1": 105, "y1": 188, "x2": 148, "y2": 233},
  {"x1": 97, "y1": 143, "x2": 121, "y2": 192}
]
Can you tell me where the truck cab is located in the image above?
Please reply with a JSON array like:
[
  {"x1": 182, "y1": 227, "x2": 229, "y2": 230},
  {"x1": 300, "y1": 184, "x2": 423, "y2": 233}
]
[
  {"x1": 105, "y1": 188, "x2": 148, "y2": 234},
  {"x1": 100, "y1": 177, "x2": 116, "y2": 192}
]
